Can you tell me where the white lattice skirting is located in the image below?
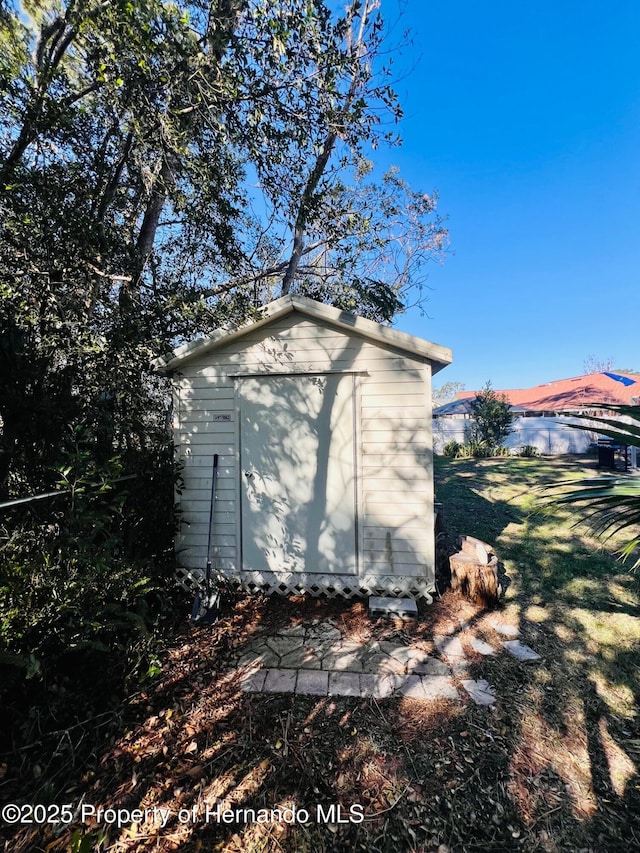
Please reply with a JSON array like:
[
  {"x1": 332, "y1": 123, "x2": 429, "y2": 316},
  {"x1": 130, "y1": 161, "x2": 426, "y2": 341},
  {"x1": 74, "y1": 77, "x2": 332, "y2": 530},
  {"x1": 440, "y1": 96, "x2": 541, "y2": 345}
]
[{"x1": 175, "y1": 566, "x2": 434, "y2": 601}]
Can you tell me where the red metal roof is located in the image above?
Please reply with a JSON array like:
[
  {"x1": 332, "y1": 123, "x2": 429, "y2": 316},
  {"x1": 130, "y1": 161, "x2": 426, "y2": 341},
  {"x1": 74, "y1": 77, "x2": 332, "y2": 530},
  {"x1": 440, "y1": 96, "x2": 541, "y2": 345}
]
[{"x1": 457, "y1": 372, "x2": 640, "y2": 411}]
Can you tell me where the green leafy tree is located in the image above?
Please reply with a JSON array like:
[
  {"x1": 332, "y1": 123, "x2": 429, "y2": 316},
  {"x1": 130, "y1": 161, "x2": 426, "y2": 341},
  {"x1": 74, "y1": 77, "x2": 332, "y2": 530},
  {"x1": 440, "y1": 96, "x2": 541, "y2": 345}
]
[
  {"x1": 0, "y1": 0, "x2": 447, "y2": 495},
  {"x1": 469, "y1": 382, "x2": 513, "y2": 453},
  {"x1": 0, "y1": 0, "x2": 448, "y2": 690},
  {"x1": 220, "y1": 3, "x2": 448, "y2": 320}
]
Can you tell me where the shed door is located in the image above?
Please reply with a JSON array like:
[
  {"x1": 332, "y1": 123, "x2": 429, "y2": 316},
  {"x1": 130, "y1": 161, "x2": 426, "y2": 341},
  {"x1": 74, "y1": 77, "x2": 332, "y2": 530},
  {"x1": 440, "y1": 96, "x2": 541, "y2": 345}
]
[{"x1": 239, "y1": 374, "x2": 357, "y2": 575}]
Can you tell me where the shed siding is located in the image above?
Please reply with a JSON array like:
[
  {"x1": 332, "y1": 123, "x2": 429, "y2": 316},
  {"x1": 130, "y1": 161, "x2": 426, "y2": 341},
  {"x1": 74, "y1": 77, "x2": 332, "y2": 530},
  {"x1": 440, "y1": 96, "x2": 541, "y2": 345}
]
[{"x1": 173, "y1": 312, "x2": 435, "y2": 586}]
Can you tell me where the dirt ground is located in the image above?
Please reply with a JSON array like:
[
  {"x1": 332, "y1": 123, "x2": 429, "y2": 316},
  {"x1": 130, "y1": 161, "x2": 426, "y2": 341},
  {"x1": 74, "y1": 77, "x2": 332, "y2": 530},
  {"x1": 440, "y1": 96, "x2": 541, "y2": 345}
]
[{"x1": 2, "y1": 588, "x2": 639, "y2": 853}]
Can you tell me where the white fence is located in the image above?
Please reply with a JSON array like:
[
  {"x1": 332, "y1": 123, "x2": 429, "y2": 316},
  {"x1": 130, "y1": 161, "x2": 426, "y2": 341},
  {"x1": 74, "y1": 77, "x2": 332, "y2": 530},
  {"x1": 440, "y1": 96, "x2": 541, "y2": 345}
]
[{"x1": 433, "y1": 416, "x2": 597, "y2": 456}]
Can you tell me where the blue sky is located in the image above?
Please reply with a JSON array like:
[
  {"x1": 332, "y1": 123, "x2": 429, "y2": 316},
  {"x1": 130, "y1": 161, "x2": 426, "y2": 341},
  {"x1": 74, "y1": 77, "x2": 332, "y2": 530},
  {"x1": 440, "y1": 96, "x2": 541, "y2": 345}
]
[{"x1": 380, "y1": 0, "x2": 640, "y2": 393}]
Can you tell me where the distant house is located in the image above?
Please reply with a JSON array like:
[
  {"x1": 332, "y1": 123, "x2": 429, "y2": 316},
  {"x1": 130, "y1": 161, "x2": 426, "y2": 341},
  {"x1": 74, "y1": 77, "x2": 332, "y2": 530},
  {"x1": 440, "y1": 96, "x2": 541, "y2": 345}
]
[
  {"x1": 434, "y1": 372, "x2": 639, "y2": 455},
  {"x1": 155, "y1": 295, "x2": 452, "y2": 600},
  {"x1": 456, "y1": 371, "x2": 639, "y2": 414}
]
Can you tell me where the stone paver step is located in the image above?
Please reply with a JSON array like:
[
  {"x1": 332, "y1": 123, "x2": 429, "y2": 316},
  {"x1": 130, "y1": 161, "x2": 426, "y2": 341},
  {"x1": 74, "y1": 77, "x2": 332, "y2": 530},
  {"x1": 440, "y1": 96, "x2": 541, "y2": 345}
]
[
  {"x1": 399, "y1": 674, "x2": 459, "y2": 701},
  {"x1": 488, "y1": 619, "x2": 520, "y2": 637},
  {"x1": 461, "y1": 678, "x2": 496, "y2": 705},
  {"x1": 502, "y1": 640, "x2": 541, "y2": 662},
  {"x1": 263, "y1": 668, "x2": 297, "y2": 693},
  {"x1": 433, "y1": 635, "x2": 468, "y2": 672},
  {"x1": 234, "y1": 618, "x2": 539, "y2": 705},
  {"x1": 470, "y1": 637, "x2": 498, "y2": 656},
  {"x1": 240, "y1": 667, "x2": 463, "y2": 702},
  {"x1": 296, "y1": 669, "x2": 328, "y2": 696}
]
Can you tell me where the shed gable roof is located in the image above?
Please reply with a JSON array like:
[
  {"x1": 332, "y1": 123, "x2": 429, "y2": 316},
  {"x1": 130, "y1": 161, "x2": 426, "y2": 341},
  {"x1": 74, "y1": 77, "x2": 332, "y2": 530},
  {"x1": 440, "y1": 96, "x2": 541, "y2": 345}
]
[{"x1": 154, "y1": 295, "x2": 452, "y2": 374}]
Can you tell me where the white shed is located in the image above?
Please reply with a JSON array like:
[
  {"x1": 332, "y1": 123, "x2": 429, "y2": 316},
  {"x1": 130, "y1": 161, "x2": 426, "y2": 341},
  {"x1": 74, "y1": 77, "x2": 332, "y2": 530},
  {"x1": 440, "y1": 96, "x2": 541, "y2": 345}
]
[{"x1": 155, "y1": 296, "x2": 452, "y2": 600}]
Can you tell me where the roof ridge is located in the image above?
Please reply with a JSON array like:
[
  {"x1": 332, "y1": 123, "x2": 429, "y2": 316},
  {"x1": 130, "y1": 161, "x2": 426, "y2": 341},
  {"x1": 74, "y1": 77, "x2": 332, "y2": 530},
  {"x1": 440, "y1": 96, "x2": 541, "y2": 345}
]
[{"x1": 153, "y1": 295, "x2": 453, "y2": 374}]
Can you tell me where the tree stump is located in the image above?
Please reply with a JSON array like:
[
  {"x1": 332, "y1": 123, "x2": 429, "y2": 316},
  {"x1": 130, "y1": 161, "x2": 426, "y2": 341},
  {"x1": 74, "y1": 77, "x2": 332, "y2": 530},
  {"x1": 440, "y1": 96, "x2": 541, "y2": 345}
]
[{"x1": 449, "y1": 536, "x2": 500, "y2": 606}]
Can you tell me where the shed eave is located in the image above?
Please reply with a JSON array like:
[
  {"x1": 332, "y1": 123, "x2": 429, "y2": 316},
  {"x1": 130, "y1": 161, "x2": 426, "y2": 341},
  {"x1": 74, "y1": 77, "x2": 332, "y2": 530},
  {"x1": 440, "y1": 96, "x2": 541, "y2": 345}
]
[
  {"x1": 152, "y1": 299, "x2": 294, "y2": 375},
  {"x1": 153, "y1": 294, "x2": 453, "y2": 375}
]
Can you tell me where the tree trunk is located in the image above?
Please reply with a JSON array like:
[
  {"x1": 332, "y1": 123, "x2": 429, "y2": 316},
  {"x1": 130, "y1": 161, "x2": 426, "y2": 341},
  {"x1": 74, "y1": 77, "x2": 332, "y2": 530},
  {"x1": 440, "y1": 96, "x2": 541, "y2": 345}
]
[
  {"x1": 449, "y1": 539, "x2": 500, "y2": 607},
  {"x1": 281, "y1": 133, "x2": 337, "y2": 296},
  {"x1": 280, "y1": 1, "x2": 375, "y2": 297}
]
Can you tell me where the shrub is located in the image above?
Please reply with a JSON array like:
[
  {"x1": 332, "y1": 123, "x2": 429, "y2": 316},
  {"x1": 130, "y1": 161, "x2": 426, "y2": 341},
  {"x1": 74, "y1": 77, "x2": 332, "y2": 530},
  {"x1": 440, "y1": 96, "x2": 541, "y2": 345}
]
[
  {"x1": 444, "y1": 441, "x2": 511, "y2": 459},
  {"x1": 0, "y1": 438, "x2": 178, "y2": 693},
  {"x1": 469, "y1": 382, "x2": 513, "y2": 453},
  {"x1": 469, "y1": 440, "x2": 492, "y2": 458},
  {"x1": 442, "y1": 439, "x2": 461, "y2": 457},
  {"x1": 519, "y1": 444, "x2": 540, "y2": 457}
]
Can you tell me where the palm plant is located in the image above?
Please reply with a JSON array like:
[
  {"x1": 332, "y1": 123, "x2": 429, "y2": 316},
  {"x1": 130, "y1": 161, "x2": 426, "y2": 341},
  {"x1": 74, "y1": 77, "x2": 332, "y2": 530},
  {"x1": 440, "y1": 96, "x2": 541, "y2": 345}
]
[{"x1": 548, "y1": 404, "x2": 640, "y2": 569}]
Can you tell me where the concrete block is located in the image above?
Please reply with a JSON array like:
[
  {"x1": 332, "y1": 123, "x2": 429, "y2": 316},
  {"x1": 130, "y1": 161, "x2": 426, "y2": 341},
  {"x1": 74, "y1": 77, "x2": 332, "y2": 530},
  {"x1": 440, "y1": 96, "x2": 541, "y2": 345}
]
[
  {"x1": 306, "y1": 623, "x2": 342, "y2": 641},
  {"x1": 328, "y1": 671, "x2": 361, "y2": 697},
  {"x1": 358, "y1": 674, "x2": 378, "y2": 697},
  {"x1": 377, "y1": 674, "x2": 400, "y2": 698},
  {"x1": 296, "y1": 670, "x2": 329, "y2": 696},
  {"x1": 369, "y1": 596, "x2": 418, "y2": 619},
  {"x1": 361, "y1": 653, "x2": 405, "y2": 675},
  {"x1": 239, "y1": 644, "x2": 280, "y2": 668},
  {"x1": 322, "y1": 652, "x2": 363, "y2": 672},
  {"x1": 239, "y1": 669, "x2": 266, "y2": 692},
  {"x1": 276, "y1": 624, "x2": 307, "y2": 638},
  {"x1": 263, "y1": 669, "x2": 297, "y2": 693}
]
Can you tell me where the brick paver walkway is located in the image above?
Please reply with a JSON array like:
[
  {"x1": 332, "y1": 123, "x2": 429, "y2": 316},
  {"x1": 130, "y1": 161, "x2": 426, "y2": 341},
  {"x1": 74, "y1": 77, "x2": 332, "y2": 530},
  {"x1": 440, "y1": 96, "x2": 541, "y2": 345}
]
[{"x1": 233, "y1": 618, "x2": 542, "y2": 705}]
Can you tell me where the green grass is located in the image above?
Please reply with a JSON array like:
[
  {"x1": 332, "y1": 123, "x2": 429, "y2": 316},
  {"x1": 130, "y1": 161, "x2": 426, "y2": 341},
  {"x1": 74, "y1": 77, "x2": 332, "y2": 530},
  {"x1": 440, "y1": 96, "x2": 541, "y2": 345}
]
[{"x1": 436, "y1": 454, "x2": 640, "y2": 717}]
